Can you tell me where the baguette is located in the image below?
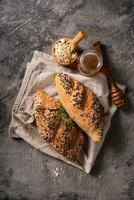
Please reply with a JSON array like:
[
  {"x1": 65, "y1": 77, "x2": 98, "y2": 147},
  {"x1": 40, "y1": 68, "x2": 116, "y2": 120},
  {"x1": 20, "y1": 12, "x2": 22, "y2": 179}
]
[
  {"x1": 34, "y1": 90, "x2": 85, "y2": 161},
  {"x1": 55, "y1": 73, "x2": 104, "y2": 142}
]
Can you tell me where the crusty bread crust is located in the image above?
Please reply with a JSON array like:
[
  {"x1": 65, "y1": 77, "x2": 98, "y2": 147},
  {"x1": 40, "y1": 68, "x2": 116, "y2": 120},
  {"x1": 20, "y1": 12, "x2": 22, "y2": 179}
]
[
  {"x1": 55, "y1": 73, "x2": 104, "y2": 142},
  {"x1": 34, "y1": 90, "x2": 85, "y2": 161}
]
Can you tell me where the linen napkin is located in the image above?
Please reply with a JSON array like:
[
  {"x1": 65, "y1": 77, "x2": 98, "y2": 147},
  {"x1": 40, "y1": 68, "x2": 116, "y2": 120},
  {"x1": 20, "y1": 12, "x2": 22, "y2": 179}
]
[{"x1": 9, "y1": 51, "x2": 125, "y2": 173}]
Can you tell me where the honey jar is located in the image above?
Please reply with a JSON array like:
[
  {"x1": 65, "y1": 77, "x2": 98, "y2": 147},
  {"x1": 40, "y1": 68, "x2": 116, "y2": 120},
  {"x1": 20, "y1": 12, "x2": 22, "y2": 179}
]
[{"x1": 78, "y1": 49, "x2": 103, "y2": 76}]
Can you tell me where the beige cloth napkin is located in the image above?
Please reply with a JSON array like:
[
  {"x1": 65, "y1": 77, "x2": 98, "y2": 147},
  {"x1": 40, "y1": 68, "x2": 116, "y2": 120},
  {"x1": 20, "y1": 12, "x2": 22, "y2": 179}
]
[{"x1": 9, "y1": 51, "x2": 125, "y2": 173}]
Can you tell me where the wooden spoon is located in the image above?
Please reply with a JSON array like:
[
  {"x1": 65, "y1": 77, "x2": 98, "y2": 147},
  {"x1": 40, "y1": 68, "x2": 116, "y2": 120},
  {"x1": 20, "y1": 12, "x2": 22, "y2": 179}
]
[
  {"x1": 51, "y1": 30, "x2": 86, "y2": 66},
  {"x1": 93, "y1": 41, "x2": 126, "y2": 108},
  {"x1": 70, "y1": 30, "x2": 87, "y2": 51}
]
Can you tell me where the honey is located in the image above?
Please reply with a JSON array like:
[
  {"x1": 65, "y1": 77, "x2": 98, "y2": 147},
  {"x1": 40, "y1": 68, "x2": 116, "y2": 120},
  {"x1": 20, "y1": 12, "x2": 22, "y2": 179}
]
[{"x1": 79, "y1": 50, "x2": 103, "y2": 76}]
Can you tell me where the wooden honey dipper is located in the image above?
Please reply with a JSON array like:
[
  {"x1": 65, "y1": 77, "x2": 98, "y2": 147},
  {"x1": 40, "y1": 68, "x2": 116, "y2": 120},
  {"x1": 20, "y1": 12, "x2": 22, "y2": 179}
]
[{"x1": 93, "y1": 41, "x2": 126, "y2": 108}]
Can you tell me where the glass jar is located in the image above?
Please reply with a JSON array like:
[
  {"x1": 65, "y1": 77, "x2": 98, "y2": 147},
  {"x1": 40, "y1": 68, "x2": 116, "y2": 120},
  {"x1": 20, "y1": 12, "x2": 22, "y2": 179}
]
[{"x1": 78, "y1": 49, "x2": 103, "y2": 76}]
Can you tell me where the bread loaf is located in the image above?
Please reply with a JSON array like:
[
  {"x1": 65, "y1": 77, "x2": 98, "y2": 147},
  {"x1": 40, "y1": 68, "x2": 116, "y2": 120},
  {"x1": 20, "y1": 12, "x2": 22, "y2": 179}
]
[
  {"x1": 34, "y1": 90, "x2": 85, "y2": 161},
  {"x1": 55, "y1": 73, "x2": 104, "y2": 142}
]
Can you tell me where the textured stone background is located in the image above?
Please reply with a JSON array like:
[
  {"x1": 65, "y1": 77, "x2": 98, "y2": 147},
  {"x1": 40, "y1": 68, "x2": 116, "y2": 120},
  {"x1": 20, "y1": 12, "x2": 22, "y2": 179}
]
[{"x1": 0, "y1": 0, "x2": 134, "y2": 199}]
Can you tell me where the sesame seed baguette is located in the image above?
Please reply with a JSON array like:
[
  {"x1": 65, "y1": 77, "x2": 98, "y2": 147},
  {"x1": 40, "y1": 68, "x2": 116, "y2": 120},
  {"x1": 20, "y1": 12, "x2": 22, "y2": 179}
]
[
  {"x1": 55, "y1": 73, "x2": 104, "y2": 142},
  {"x1": 34, "y1": 89, "x2": 85, "y2": 161}
]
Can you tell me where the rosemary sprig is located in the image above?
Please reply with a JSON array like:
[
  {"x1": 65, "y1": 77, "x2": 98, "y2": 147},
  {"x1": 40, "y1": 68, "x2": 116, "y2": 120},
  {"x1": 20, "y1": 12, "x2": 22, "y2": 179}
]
[
  {"x1": 64, "y1": 119, "x2": 74, "y2": 127},
  {"x1": 48, "y1": 106, "x2": 74, "y2": 127}
]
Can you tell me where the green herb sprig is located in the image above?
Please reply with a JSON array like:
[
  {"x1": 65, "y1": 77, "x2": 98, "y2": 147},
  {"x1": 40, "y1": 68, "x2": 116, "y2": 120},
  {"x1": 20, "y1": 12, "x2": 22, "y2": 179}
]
[{"x1": 48, "y1": 106, "x2": 74, "y2": 127}]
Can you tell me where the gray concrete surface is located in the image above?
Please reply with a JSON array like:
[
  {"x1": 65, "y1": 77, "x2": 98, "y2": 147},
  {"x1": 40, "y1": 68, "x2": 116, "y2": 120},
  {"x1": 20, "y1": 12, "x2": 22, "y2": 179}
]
[{"x1": 0, "y1": 0, "x2": 134, "y2": 199}]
